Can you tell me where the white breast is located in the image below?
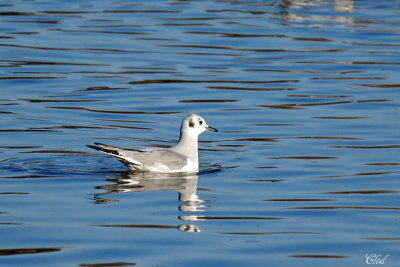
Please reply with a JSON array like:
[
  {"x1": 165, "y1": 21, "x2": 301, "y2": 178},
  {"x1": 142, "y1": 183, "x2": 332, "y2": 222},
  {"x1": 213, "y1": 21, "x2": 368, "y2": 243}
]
[{"x1": 179, "y1": 158, "x2": 199, "y2": 173}]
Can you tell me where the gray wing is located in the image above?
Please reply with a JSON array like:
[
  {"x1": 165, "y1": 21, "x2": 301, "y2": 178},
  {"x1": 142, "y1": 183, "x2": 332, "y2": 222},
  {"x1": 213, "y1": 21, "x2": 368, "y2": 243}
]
[
  {"x1": 119, "y1": 148, "x2": 189, "y2": 171},
  {"x1": 88, "y1": 143, "x2": 188, "y2": 171}
]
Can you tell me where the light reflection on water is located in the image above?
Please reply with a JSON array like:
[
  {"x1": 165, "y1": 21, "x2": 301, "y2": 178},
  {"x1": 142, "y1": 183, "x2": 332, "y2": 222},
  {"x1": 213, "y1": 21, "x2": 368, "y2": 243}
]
[{"x1": 1, "y1": 0, "x2": 400, "y2": 266}]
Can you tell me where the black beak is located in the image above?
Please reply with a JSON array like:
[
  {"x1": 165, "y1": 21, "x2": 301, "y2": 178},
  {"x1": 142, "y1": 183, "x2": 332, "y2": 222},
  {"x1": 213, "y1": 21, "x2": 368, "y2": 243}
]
[{"x1": 206, "y1": 126, "x2": 218, "y2": 132}]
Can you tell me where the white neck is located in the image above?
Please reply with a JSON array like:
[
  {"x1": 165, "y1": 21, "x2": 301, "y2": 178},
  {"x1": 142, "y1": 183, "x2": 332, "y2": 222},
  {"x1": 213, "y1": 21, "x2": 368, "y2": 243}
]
[{"x1": 172, "y1": 131, "x2": 199, "y2": 162}]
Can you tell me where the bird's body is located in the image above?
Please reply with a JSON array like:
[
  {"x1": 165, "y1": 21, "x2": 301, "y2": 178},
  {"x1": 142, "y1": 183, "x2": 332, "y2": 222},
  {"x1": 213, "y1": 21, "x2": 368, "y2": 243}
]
[{"x1": 87, "y1": 114, "x2": 218, "y2": 173}]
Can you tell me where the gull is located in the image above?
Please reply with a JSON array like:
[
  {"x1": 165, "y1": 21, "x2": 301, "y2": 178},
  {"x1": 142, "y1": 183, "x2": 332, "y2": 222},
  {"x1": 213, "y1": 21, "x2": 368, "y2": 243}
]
[{"x1": 87, "y1": 114, "x2": 218, "y2": 173}]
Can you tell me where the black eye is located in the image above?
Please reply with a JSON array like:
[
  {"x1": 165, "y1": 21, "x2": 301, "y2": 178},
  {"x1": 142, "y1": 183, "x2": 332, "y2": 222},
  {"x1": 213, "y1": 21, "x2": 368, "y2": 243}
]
[{"x1": 199, "y1": 120, "x2": 203, "y2": 125}]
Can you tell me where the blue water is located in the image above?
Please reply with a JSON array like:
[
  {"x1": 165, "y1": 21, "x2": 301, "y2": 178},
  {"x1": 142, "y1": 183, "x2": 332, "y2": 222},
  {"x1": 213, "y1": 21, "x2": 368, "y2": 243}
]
[{"x1": 1, "y1": 0, "x2": 399, "y2": 266}]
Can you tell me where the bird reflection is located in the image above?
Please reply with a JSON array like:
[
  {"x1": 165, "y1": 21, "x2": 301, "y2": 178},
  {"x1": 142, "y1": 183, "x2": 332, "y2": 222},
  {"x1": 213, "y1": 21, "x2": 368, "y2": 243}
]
[
  {"x1": 94, "y1": 171, "x2": 205, "y2": 232},
  {"x1": 280, "y1": 0, "x2": 354, "y2": 23}
]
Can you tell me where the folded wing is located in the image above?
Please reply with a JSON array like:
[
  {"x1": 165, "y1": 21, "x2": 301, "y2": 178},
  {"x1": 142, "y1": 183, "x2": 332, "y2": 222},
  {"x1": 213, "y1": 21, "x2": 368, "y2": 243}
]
[{"x1": 87, "y1": 142, "x2": 189, "y2": 172}]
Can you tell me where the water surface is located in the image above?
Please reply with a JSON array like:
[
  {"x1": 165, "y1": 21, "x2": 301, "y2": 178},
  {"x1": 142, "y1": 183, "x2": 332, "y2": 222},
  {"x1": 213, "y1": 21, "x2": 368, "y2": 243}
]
[{"x1": 1, "y1": 0, "x2": 399, "y2": 266}]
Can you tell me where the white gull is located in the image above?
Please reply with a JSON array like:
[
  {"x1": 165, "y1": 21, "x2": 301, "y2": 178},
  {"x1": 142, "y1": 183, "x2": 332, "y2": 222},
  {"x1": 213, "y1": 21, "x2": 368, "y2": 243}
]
[{"x1": 88, "y1": 114, "x2": 218, "y2": 173}]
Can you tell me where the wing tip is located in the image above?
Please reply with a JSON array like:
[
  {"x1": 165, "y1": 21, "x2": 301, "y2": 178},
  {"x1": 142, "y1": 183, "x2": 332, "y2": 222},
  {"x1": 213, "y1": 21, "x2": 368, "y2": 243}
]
[
  {"x1": 87, "y1": 143, "x2": 119, "y2": 155},
  {"x1": 87, "y1": 143, "x2": 144, "y2": 169},
  {"x1": 87, "y1": 144, "x2": 101, "y2": 151}
]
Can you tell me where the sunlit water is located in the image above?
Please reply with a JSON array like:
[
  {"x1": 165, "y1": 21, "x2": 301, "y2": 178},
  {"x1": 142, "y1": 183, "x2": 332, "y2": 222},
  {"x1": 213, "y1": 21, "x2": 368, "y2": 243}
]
[{"x1": 1, "y1": 0, "x2": 399, "y2": 266}]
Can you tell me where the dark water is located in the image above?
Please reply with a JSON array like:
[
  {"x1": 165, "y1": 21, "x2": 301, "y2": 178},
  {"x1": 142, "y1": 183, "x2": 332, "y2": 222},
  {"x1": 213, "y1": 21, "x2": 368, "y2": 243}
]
[{"x1": 1, "y1": 0, "x2": 399, "y2": 266}]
